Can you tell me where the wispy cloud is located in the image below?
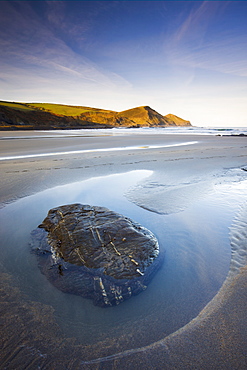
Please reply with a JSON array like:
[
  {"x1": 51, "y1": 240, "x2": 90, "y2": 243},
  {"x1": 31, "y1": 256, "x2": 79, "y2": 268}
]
[
  {"x1": 182, "y1": 41, "x2": 247, "y2": 77},
  {"x1": 166, "y1": 1, "x2": 247, "y2": 77},
  {"x1": 45, "y1": 1, "x2": 91, "y2": 46},
  {"x1": 172, "y1": 1, "x2": 220, "y2": 45},
  {"x1": 0, "y1": 1, "x2": 131, "y2": 94}
]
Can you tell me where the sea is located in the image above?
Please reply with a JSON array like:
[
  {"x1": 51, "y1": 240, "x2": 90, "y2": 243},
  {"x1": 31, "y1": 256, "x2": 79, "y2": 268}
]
[{"x1": 1, "y1": 125, "x2": 247, "y2": 139}]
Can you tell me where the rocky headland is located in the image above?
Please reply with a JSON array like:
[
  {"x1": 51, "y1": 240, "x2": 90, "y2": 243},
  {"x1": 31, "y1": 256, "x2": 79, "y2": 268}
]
[{"x1": 0, "y1": 100, "x2": 191, "y2": 130}]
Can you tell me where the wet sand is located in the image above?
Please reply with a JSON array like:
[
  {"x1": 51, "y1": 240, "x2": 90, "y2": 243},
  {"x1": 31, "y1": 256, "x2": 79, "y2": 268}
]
[{"x1": 1, "y1": 131, "x2": 247, "y2": 369}]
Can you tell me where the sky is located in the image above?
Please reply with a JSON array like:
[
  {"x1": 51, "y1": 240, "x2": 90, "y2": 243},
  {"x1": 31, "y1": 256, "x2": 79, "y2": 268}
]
[{"x1": 0, "y1": 1, "x2": 247, "y2": 127}]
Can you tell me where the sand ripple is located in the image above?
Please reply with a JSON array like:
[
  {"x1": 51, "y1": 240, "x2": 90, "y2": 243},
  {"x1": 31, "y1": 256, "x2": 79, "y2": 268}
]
[{"x1": 229, "y1": 203, "x2": 247, "y2": 277}]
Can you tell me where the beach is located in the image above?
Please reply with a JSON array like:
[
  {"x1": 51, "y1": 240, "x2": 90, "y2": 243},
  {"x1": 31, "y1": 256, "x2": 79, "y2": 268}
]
[{"x1": 1, "y1": 128, "x2": 247, "y2": 369}]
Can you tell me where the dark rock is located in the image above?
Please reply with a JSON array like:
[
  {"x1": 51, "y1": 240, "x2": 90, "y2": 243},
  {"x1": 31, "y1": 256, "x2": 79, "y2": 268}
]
[{"x1": 31, "y1": 204, "x2": 163, "y2": 307}]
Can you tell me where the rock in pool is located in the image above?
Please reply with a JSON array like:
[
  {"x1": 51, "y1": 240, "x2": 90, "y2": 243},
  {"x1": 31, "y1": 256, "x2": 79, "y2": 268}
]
[{"x1": 31, "y1": 204, "x2": 163, "y2": 307}]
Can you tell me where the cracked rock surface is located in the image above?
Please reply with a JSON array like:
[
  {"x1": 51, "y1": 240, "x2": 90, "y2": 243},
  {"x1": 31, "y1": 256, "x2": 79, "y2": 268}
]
[{"x1": 31, "y1": 204, "x2": 162, "y2": 307}]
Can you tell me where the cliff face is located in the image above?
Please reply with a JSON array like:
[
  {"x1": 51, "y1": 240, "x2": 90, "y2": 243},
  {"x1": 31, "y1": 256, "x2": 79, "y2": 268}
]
[
  {"x1": 0, "y1": 101, "x2": 191, "y2": 130},
  {"x1": 164, "y1": 114, "x2": 191, "y2": 126},
  {"x1": 117, "y1": 106, "x2": 171, "y2": 127},
  {"x1": 0, "y1": 103, "x2": 111, "y2": 130},
  {"x1": 78, "y1": 110, "x2": 134, "y2": 127}
]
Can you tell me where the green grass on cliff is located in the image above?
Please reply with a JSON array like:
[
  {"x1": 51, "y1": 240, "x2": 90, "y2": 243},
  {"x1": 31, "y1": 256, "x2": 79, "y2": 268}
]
[
  {"x1": 0, "y1": 101, "x2": 35, "y2": 111},
  {"x1": 0, "y1": 101, "x2": 106, "y2": 117},
  {"x1": 28, "y1": 103, "x2": 94, "y2": 116}
]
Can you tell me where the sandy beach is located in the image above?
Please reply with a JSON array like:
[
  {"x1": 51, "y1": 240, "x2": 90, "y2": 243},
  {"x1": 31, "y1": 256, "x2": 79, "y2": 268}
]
[{"x1": 1, "y1": 129, "x2": 247, "y2": 369}]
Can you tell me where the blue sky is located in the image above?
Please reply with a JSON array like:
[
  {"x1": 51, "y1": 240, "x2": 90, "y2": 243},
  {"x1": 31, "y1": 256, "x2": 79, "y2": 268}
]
[{"x1": 0, "y1": 1, "x2": 246, "y2": 127}]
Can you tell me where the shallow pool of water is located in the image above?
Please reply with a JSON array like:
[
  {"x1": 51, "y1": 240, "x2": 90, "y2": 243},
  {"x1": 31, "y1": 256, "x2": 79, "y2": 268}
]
[{"x1": 0, "y1": 170, "x2": 245, "y2": 353}]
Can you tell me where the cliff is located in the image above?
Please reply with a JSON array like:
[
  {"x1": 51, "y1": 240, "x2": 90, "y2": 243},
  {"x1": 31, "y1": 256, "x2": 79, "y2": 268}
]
[
  {"x1": 117, "y1": 106, "x2": 171, "y2": 127},
  {"x1": 164, "y1": 114, "x2": 191, "y2": 126},
  {"x1": 0, "y1": 101, "x2": 191, "y2": 130}
]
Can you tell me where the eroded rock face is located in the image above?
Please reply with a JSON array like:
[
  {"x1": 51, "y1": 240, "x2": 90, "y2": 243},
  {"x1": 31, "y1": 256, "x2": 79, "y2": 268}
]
[{"x1": 31, "y1": 204, "x2": 163, "y2": 307}]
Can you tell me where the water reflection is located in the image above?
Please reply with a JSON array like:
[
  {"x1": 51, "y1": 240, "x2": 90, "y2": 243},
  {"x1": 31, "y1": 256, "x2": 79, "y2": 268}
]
[{"x1": 0, "y1": 170, "x2": 244, "y2": 351}]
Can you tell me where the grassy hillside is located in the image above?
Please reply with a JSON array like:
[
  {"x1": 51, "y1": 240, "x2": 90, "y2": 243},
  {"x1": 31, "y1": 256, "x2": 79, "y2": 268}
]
[
  {"x1": 165, "y1": 114, "x2": 191, "y2": 126},
  {"x1": 0, "y1": 101, "x2": 36, "y2": 111},
  {"x1": 0, "y1": 101, "x2": 191, "y2": 130},
  {"x1": 118, "y1": 106, "x2": 171, "y2": 126},
  {"x1": 28, "y1": 103, "x2": 113, "y2": 116}
]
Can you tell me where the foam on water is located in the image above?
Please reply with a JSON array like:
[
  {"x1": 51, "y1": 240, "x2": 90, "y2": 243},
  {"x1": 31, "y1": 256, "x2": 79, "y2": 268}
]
[{"x1": 1, "y1": 126, "x2": 246, "y2": 139}]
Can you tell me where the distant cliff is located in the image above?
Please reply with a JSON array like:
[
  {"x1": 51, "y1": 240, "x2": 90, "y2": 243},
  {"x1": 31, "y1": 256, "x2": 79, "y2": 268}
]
[
  {"x1": 117, "y1": 106, "x2": 170, "y2": 127},
  {"x1": 0, "y1": 101, "x2": 191, "y2": 130},
  {"x1": 164, "y1": 114, "x2": 191, "y2": 126}
]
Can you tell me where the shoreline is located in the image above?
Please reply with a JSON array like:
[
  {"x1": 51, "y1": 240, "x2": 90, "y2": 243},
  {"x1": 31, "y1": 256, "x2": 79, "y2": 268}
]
[{"x1": 1, "y1": 131, "x2": 247, "y2": 368}]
